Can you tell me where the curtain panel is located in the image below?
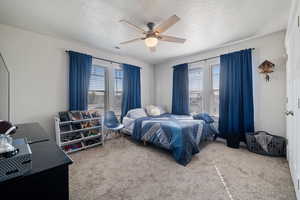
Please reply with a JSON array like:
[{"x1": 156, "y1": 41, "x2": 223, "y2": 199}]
[
  {"x1": 121, "y1": 64, "x2": 141, "y2": 120},
  {"x1": 219, "y1": 49, "x2": 254, "y2": 148},
  {"x1": 68, "y1": 51, "x2": 92, "y2": 111},
  {"x1": 172, "y1": 63, "x2": 189, "y2": 115}
]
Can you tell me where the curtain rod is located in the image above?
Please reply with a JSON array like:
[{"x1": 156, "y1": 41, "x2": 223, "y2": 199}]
[
  {"x1": 188, "y1": 48, "x2": 255, "y2": 65},
  {"x1": 65, "y1": 50, "x2": 122, "y2": 65}
]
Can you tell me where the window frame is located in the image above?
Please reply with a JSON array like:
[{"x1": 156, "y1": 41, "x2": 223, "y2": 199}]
[
  {"x1": 88, "y1": 65, "x2": 108, "y2": 112},
  {"x1": 114, "y1": 68, "x2": 123, "y2": 96},
  {"x1": 189, "y1": 64, "x2": 206, "y2": 114},
  {"x1": 188, "y1": 59, "x2": 220, "y2": 116},
  {"x1": 88, "y1": 60, "x2": 123, "y2": 116},
  {"x1": 111, "y1": 66, "x2": 123, "y2": 116},
  {"x1": 210, "y1": 63, "x2": 220, "y2": 117}
]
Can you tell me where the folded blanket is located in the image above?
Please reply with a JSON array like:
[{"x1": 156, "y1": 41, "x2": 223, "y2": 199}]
[{"x1": 193, "y1": 113, "x2": 214, "y2": 124}]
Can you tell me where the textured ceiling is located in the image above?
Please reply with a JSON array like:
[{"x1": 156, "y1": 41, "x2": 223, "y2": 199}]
[{"x1": 0, "y1": 0, "x2": 292, "y2": 64}]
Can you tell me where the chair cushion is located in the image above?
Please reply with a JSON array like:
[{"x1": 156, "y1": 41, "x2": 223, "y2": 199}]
[
  {"x1": 103, "y1": 111, "x2": 120, "y2": 128},
  {"x1": 127, "y1": 108, "x2": 148, "y2": 119},
  {"x1": 109, "y1": 124, "x2": 124, "y2": 131}
]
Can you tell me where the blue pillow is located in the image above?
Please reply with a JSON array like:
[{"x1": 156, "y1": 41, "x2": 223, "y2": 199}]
[{"x1": 193, "y1": 113, "x2": 214, "y2": 124}]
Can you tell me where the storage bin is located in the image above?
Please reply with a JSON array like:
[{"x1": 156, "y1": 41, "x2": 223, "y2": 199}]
[{"x1": 245, "y1": 131, "x2": 286, "y2": 157}]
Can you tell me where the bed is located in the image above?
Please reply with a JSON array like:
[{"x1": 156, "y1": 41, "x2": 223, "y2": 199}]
[{"x1": 122, "y1": 107, "x2": 217, "y2": 166}]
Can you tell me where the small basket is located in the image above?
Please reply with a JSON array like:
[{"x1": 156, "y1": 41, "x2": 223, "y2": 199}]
[{"x1": 245, "y1": 131, "x2": 286, "y2": 157}]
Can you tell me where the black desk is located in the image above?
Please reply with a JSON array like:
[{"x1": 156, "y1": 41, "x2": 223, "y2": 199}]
[{"x1": 0, "y1": 123, "x2": 73, "y2": 200}]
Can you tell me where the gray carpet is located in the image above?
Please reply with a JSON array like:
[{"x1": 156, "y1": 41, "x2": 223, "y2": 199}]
[{"x1": 69, "y1": 137, "x2": 296, "y2": 200}]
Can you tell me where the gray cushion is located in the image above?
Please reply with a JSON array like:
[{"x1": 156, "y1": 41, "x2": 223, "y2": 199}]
[{"x1": 127, "y1": 108, "x2": 148, "y2": 119}]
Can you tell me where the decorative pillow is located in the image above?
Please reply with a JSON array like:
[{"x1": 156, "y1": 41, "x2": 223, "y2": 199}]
[
  {"x1": 145, "y1": 105, "x2": 167, "y2": 116},
  {"x1": 157, "y1": 106, "x2": 167, "y2": 115},
  {"x1": 127, "y1": 108, "x2": 148, "y2": 119},
  {"x1": 193, "y1": 113, "x2": 214, "y2": 124}
]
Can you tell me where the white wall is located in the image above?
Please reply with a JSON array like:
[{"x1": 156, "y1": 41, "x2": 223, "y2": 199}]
[
  {"x1": 0, "y1": 54, "x2": 9, "y2": 121},
  {"x1": 0, "y1": 24, "x2": 155, "y2": 138},
  {"x1": 154, "y1": 31, "x2": 287, "y2": 137}
]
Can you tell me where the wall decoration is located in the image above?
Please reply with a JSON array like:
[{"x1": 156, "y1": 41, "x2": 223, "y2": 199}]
[{"x1": 258, "y1": 60, "x2": 275, "y2": 82}]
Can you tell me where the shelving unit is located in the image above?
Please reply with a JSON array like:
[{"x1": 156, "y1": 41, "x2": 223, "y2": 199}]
[{"x1": 55, "y1": 111, "x2": 103, "y2": 154}]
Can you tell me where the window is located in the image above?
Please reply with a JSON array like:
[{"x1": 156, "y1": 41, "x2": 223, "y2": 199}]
[
  {"x1": 211, "y1": 64, "x2": 220, "y2": 116},
  {"x1": 88, "y1": 66, "x2": 107, "y2": 113},
  {"x1": 112, "y1": 68, "x2": 123, "y2": 116},
  {"x1": 212, "y1": 65, "x2": 220, "y2": 90},
  {"x1": 189, "y1": 68, "x2": 204, "y2": 114},
  {"x1": 188, "y1": 62, "x2": 220, "y2": 116},
  {"x1": 88, "y1": 64, "x2": 123, "y2": 116}
]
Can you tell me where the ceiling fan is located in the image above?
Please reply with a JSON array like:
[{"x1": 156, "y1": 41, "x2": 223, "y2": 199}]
[{"x1": 119, "y1": 15, "x2": 186, "y2": 52}]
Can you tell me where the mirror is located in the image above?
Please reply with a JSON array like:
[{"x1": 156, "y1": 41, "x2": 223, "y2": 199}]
[{"x1": 0, "y1": 53, "x2": 10, "y2": 121}]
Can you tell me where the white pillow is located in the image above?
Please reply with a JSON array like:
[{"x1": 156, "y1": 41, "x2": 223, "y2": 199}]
[
  {"x1": 157, "y1": 106, "x2": 167, "y2": 115},
  {"x1": 127, "y1": 108, "x2": 148, "y2": 119},
  {"x1": 145, "y1": 105, "x2": 167, "y2": 116}
]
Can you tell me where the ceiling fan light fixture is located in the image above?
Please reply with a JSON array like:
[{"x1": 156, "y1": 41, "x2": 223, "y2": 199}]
[
  {"x1": 120, "y1": 15, "x2": 185, "y2": 50},
  {"x1": 145, "y1": 37, "x2": 158, "y2": 47}
]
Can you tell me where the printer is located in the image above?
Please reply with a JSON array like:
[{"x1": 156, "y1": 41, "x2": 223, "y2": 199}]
[{"x1": 0, "y1": 121, "x2": 32, "y2": 182}]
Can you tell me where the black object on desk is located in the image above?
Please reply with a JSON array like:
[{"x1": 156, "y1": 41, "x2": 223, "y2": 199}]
[
  {"x1": 0, "y1": 123, "x2": 73, "y2": 200},
  {"x1": 13, "y1": 122, "x2": 51, "y2": 144}
]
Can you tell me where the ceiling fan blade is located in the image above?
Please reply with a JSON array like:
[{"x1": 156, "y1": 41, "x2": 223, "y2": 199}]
[
  {"x1": 155, "y1": 15, "x2": 180, "y2": 33},
  {"x1": 120, "y1": 38, "x2": 142, "y2": 45},
  {"x1": 159, "y1": 35, "x2": 186, "y2": 43},
  {"x1": 119, "y1": 20, "x2": 145, "y2": 33},
  {"x1": 149, "y1": 46, "x2": 156, "y2": 52}
]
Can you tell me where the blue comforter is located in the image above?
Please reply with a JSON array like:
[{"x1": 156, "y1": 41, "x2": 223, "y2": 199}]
[{"x1": 132, "y1": 115, "x2": 204, "y2": 166}]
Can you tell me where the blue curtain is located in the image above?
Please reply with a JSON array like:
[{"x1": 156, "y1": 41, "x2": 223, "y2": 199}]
[
  {"x1": 219, "y1": 49, "x2": 254, "y2": 148},
  {"x1": 68, "y1": 51, "x2": 92, "y2": 111},
  {"x1": 121, "y1": 64, "x2": 141, "y2": 120},
  {"x1": 172, "y1": 63, "x2": 189, "y2": 115}
]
